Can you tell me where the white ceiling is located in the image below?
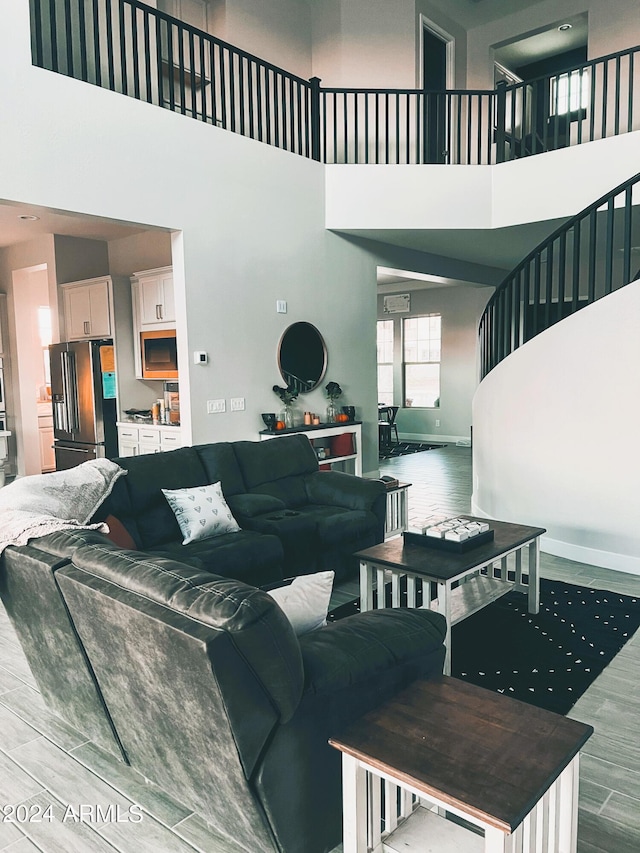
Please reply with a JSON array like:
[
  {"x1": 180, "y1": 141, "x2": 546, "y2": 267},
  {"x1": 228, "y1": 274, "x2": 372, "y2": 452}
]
[
  {"x1": 0, "y1": 199, "x2": 148, "y2": 250},
  {"x1": 494, "y1": 13, "x2": 588, "y2": 73},
  {"x1": 359, "y1": 218, "x2": 568, "y2": 286}
]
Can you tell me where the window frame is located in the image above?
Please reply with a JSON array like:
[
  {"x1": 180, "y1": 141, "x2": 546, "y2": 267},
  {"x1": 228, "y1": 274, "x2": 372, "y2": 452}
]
[
  {"x1": 376, "y1": 319, "x2": 394, "y2": 406},
  {"x1": 402, "y1": 313, "x2": 441, "y2": 409}
]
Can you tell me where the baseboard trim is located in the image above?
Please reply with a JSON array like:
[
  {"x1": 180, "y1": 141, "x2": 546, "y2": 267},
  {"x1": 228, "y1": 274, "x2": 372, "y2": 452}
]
[
  {"x1": 471, "y1": 500, "x2": 640, "y2": 576},
  {"x1": 399, "y1": 432, "x2": 466, "y2": 445},
  {"x1": 540, "y1": 536, "x2": 640, "y2": 577}
]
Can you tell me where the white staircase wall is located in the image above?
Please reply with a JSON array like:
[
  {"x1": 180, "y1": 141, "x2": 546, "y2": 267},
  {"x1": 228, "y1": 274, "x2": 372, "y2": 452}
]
[
  {"x1": 472, "y1": 279, "x2": 640, "y2": 575},
  {"x1": 326, "y1": 131, "x2": 640, "y2": 233}
]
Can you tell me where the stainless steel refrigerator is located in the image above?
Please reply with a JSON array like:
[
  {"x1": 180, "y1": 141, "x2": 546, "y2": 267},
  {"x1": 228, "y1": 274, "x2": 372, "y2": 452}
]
[{"x1": 50, "y1": 340, "x2": 118, "y2": 471}]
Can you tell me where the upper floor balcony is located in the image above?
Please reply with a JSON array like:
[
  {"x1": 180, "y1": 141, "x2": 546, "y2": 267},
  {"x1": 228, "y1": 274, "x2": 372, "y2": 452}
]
[{"x1": 29, "y1": 0, "x2": 640, "y2": 168}]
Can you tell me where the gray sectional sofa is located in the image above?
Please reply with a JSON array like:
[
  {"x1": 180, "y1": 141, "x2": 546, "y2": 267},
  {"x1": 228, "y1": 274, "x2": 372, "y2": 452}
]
[{"x1": 0, "y1": 435, "x2": 448, "y2": 853}]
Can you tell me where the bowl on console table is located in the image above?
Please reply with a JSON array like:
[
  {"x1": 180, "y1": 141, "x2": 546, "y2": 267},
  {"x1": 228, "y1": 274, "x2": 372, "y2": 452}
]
[{"x1": 261, "y1": 413, "x2": 278, "y2": 431}]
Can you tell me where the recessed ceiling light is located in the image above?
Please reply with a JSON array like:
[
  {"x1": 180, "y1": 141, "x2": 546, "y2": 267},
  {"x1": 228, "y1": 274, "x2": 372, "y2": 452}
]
[
  {"x1": 558, "y1": 24, "x2": 573, "y2": 31},
  {"x1": 18, "y1": 214, "x2": 40, "y2": 221}
]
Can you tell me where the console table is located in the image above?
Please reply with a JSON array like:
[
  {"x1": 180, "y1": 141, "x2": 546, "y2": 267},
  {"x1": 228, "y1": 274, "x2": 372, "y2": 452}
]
[{"x1": 259, "y1": 421, "x2": 362, "y2": 476}]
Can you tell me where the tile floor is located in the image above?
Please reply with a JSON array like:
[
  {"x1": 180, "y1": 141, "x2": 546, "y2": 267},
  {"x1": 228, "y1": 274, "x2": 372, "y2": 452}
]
[
  {"x1": 376, "y1": 444, "x2": 640, "y2": 853},
  {"x1": 0, "y1": 443, "x2": 637, "y2": 852}
]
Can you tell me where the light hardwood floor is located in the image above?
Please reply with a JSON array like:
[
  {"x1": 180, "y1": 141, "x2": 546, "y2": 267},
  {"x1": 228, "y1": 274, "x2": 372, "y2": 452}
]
[{"x1": 0, "y1": 444, "x2": 637, "y2": 852}]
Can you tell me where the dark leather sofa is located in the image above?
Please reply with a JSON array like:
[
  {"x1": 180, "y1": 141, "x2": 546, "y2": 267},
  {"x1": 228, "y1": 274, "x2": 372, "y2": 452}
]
[
  {"x1": 55, "y1": 542, "x2": 447, "y2": 853},
  {"x1": 0, "y1": 435, "x2": 447, "y2": 852},
  {"x1": 97, "y1": 433, "x2": 387, "y2": 584}
]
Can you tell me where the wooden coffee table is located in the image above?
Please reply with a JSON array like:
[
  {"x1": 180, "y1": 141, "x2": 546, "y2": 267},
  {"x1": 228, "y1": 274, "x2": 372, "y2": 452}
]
[
  {"x1": 330, "y1": 676, "x2": 593, "y2": 853},
  {"x1": 355, "y1": 518, "x2": 545, "y2": 675}
]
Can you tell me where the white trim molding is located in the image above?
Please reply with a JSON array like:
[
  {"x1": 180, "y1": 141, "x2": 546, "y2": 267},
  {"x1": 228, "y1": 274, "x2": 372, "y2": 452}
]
[
  {"x1": 399, "y1": 432, "x2": 466, "y2": 445},
  {"x1": 540, "y1": 536, "x2": 640, "y2": 577},
  {"x1": 418, "y1": 14, "x2": 455, "y2": 90},
  {"x1": 471, "y1": 499, "x2": 640, "y2": 577}
]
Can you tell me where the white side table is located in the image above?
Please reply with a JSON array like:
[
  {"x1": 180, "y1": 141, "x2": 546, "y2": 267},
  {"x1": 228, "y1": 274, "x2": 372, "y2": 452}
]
[{"x1": 383, "y1": 482, "x2": 410, "y2": 539}]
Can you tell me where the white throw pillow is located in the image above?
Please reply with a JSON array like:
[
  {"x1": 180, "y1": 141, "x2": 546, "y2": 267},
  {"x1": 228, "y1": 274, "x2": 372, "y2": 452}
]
[
  {"x1": 267, "y1": 571, "x2": 335, "y2": 636},
  {"x1": 162, "y1": 482, "x2": 240, "y2": 544}
]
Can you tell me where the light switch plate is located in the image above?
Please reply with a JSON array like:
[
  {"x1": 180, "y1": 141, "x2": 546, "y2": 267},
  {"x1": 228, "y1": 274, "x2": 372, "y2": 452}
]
[
  {"x1": 230, "y1": 397, "x2": 245, "y2": 411},
  {"x1": 276, "y1": 300, "x2": 287, "y2": 314},
  {"x1": 207, "y1": 399, "x2": 226, "y2": 414}
]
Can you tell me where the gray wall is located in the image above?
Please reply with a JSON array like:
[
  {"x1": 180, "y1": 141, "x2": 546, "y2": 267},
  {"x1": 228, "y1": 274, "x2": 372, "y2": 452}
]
[
  {"x1": 0, "y1": 3, "x2": 385, "y2": 473},
  {"x1": 378, "y1": 284, "x2": 493, "y2": 442}
]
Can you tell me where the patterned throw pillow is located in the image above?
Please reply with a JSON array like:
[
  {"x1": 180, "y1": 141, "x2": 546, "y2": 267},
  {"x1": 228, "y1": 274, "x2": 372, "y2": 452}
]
[{"x1": 162, "y1": 482, "x2": 240, "y2": 544}]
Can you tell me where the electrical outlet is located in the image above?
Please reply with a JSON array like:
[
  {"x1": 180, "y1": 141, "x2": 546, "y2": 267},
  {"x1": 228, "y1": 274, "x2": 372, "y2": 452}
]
[
  {"x1": 230, "y1": 397, "x2": 245, "y2": 411},
  {"x1": 435, "y1": 419, "x2": 440, "y2": 427},
  {"x1": 207, "y1": 399, "x2": 226, "y2": 414}
]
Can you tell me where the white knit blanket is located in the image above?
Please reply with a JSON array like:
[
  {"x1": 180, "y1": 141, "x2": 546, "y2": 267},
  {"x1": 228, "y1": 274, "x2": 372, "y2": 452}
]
[{"x1": 0, "y1": 459, "x2": 126, "y2": 555}]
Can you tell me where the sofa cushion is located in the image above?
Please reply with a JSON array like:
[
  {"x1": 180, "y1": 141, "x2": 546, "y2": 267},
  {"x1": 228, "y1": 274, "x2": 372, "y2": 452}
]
[
  {"x1": 148, "y1": 530, "x2": 284, "y2": 587},
  {"x1": 240, "y1": 511, "x2": 319, "y2": 575},
  {"x1": 66, "y1": 543, "x2": 305, "y2": 723},
  {"x1": 233, "y1": 434, "x2": 318, "y2": 490},
  {"x1": 227, "y1": 493, "x2": 286, "y2": 519},
  {"x1": 299, "y1": 608, "x2": 447, "y2": 695},
  {"x1": 162, "y1": 483, "x2": 240, "y2": 544},
  {"x1": 296, "y1": 505, "x2": 377, "y2": 546},
  {"x1": 103, "y1": 448, "x2": 209, "y2": 549},
  {"x1": 193, "y1": 442, "x2": 247, "y2": 497},
  {"x1": 249, "y1": 477, "x2": 309, "y2": 508}
]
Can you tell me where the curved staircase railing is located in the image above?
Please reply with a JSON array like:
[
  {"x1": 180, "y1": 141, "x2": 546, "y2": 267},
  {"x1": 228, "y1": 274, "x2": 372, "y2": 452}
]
[
  {"x1": 479, "y1": 172, "x2": 640, "y2": 378},
  {"x1": 29, "y1": 0, "x2": 640, "y2": 165}
]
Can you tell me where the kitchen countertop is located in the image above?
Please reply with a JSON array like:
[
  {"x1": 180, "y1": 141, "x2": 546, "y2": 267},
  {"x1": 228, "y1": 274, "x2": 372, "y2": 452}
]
[{"x1": 116, "y1": 420, "x2": 181, "y2": 429}]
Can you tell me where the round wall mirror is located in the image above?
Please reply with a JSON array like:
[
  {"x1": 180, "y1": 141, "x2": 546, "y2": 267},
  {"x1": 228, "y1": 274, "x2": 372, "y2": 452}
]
[{"x1": 278, "y1": 322, "x2": 327, "y2": 393}]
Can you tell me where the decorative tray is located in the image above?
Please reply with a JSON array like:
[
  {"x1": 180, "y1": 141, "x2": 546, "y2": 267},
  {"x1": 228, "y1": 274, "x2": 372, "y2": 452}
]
[{"x1": 403, "y1": 528, "x2": 494, "y2": 553}]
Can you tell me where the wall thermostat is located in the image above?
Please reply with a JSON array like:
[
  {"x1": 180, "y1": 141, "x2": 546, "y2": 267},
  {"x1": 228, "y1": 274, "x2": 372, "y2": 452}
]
[{"x1": 194, "y1": 351, "x2": 208, "y2": 364}]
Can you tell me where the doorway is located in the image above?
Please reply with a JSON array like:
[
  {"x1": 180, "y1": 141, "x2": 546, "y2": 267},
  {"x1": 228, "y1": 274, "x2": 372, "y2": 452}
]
[
  {"x1": 420, "y1": 17, "x2": 454, "y2": 164},
  {"x1": 11, "y1": 264, "x2": 55, "y2": 476}
]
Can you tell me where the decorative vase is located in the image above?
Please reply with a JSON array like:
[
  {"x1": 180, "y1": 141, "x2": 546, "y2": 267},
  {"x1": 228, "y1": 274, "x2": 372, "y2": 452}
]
[
  {"x1": 326, "y1": 400, "x2": 338, "y2": 423},
  {"x1": 283, "y1": 404, "x2": 295, "y2": 429}
]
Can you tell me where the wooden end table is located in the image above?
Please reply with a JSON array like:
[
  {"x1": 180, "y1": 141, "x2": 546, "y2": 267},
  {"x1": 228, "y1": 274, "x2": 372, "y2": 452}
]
[
  {"x1": 330, "y1": 676, "x2": 593, "y2": 853},
  {"x1": 355, "y1": 518, "x2": 546, "y2": 675}
]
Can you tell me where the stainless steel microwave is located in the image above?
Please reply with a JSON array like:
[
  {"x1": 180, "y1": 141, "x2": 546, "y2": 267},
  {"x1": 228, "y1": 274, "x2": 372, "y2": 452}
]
[{"x1": 140, "y1": 330, "x2": 179, "y2": 380}]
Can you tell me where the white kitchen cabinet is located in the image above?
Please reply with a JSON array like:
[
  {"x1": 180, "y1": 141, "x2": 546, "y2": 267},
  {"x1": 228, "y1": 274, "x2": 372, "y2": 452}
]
[
  {"x1": 132, "y1": 267, "x2": 175, "y2": 328},
  {"x1": 37, "y1": 401, "x2": 55, "y2": 473},
  {"x1": 62, "y1": 278, "x2": 112, "y2": 340},
  {"x1": 116, "y1": 425, "x2": 140, "y2": 457},
  {"x1": 160, "y1": 430, "x2": 182, "y2": 451},
  {"x1": 117, "y1": 423, "x2": 182, "y2": 457},
  {"x1": 0, "y1": 293, "x2": 6, "y2": 355},
  {"x1": 138, "y1": 427, "x2": 162, "y2": 455}
]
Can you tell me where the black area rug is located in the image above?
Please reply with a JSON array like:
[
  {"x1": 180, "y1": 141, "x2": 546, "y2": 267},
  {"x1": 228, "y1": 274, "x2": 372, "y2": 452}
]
[
  {"x1": 329, "y1": 580, "x2": 640, "y2": 715},
  {"x1": 379, "y1": 441, "x2": 446, "y2": 460}
]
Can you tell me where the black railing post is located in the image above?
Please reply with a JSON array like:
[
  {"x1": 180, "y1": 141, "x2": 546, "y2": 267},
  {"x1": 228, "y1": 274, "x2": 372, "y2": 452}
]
[
  {"x1": 309, "y1": 76, "x2": 322, "y2": 161},
  {"x1": 495, "y1": 81, "x2": 507, "y2": 163}
]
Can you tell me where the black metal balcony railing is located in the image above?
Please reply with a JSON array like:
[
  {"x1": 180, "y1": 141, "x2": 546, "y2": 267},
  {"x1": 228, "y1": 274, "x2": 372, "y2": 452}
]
[
  {"x1": 29, "y1": 0, "x2": 316, "y2": 158},
  {"x1": 479, "y1": 172, "x2": 640, "y2": 378},
  {"x1": 29, "y1": 0, "x2": 640, "y2": 166}
]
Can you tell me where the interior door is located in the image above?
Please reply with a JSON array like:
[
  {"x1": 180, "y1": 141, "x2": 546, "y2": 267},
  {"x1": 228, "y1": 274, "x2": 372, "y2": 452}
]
[{"x1": 422, "y1": 28, "x2": 448, "y2": 164}]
